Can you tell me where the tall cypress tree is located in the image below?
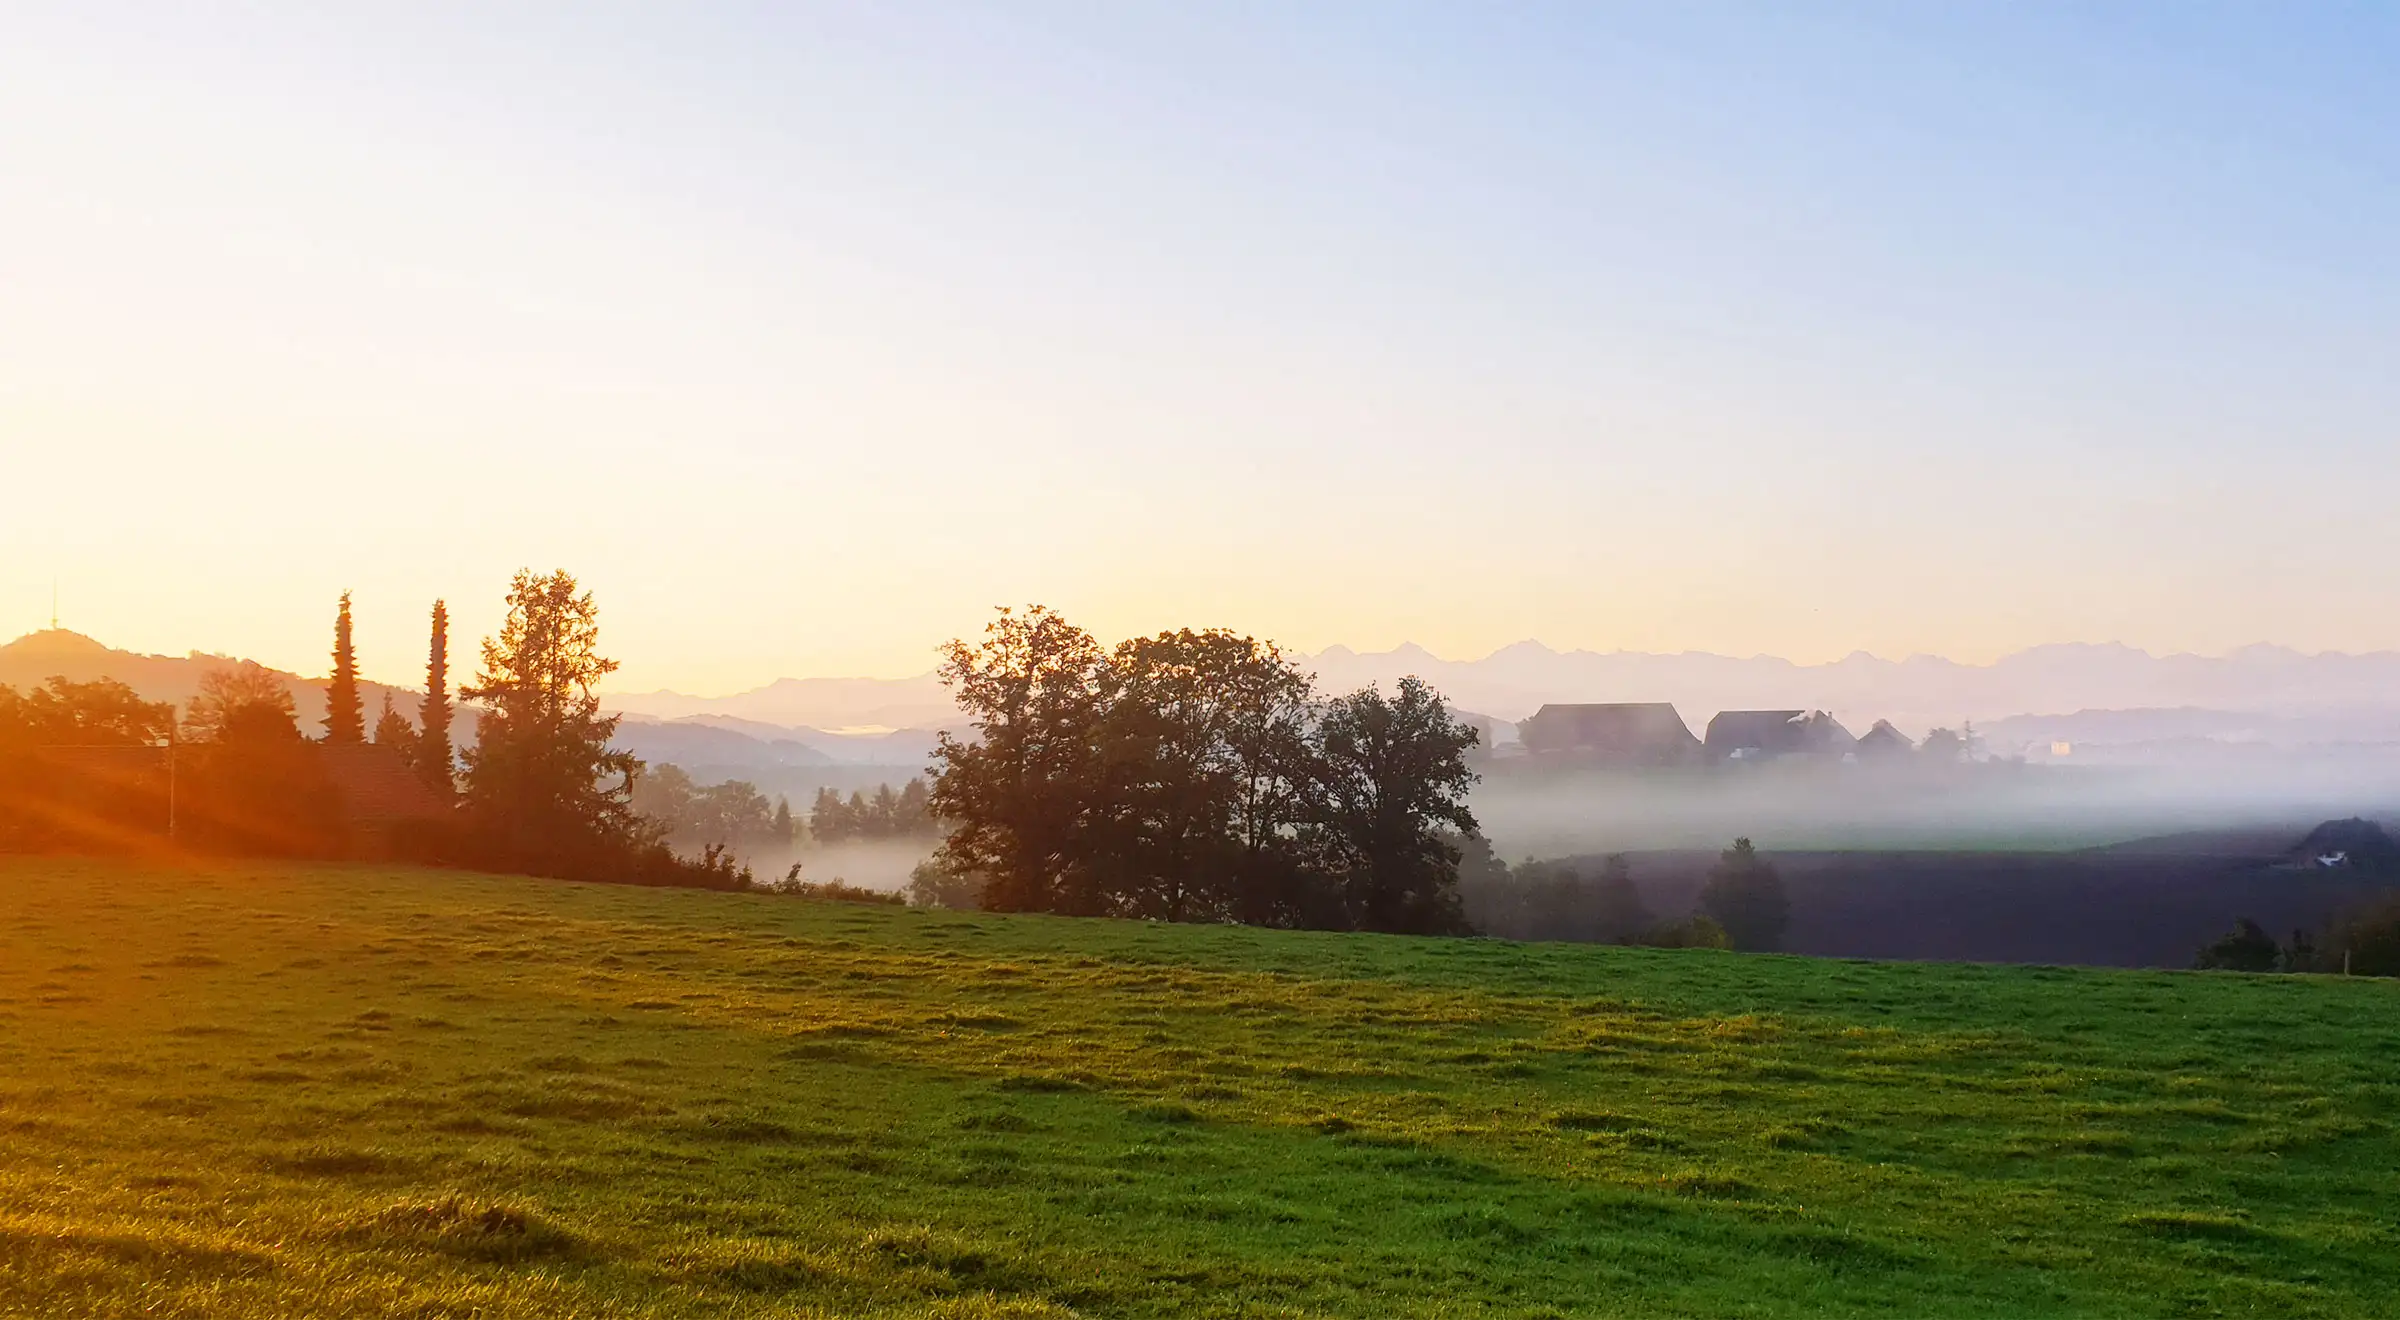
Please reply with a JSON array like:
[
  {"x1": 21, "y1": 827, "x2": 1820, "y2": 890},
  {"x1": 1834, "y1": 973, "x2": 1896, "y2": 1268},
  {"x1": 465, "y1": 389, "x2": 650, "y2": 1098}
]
[
  {"x1": 324, "y1": 591, "x2": 365, "y2": 744},
  {"x1": 418, "y1": 599, "x2": 455, "y2": 793}
]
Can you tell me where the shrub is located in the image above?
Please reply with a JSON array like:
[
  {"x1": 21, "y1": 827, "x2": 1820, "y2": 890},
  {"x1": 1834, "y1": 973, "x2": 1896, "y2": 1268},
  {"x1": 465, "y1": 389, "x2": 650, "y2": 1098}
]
[{"x1": 2193, "y1": 918, "x2": 2280, "y2": 972}]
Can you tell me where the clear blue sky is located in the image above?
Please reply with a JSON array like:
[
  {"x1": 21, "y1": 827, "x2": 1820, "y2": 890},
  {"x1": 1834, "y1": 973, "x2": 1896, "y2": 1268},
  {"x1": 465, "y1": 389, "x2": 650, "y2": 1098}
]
[{"x1": 4, "y1": 3, "x2": 2395, "y2": 689}]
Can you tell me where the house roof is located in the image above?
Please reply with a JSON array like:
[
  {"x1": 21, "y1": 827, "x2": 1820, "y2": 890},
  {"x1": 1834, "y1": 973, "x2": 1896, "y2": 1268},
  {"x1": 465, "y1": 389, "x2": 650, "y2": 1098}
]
[
  {"x1": 1857, "y1": 720, "x2": 1914, "y2": 754},
  {"x1": 1701, "y1": 709, "x2": 1858, "y2": 757},
  {"x1": 1703, "y1": 710, "x2": 1807, "y2": 754},
  {"x1": 1519, "y1": 703, "x2": 1699, "y2": 757}
]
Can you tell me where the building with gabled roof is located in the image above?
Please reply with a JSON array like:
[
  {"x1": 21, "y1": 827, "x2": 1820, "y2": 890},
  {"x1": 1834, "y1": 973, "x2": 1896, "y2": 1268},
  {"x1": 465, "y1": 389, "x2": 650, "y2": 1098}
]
[
  {"x1": 1855, "y1": 719, "x2": 1915, "y2": 758},
  {"x1": 1704, "y1": 709, "x2": 1856, "y2": 760},
  {"x1": 1517, "y1": 703, "x2": 1702, "y2": 765}
]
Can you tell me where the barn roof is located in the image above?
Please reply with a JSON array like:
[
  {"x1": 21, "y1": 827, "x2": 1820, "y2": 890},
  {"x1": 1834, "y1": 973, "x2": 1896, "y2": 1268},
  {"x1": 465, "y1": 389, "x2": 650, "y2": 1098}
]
[
  {"x1": 1703, "y1": 710, "x2": 1806, "y2": 755},
  {"x1": 1519, "y1": 703, "x2": 1700, "y2": 758},
  {"x1": 1857, "y1": 720, "x2": 1914, "y2": 755}
]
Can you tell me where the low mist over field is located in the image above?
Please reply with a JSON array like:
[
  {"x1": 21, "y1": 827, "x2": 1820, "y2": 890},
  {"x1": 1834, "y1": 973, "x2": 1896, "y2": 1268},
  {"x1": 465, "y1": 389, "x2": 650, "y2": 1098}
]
[
  {"x1": 8, "y1": 5, "x2": 2400, "y2": 1313},
  {"x1": 1472, "y1": 759, "x2": 2400, "y2": 859}
]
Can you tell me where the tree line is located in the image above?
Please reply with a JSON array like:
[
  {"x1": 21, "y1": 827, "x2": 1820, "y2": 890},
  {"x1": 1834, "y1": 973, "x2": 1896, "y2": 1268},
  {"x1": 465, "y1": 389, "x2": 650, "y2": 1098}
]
[
  {"x1": 1456, "y1": 838, "x2": 1790, "y2": 951},
  {"x1": 2195, "y1": 904, "x2": 2400, "y2": 978},
  {"x1": 1, "y1": 571, "x2": 743, "y2": 888},
  {"x1": 7, "y1": 581, "x2": 1822, "y2": 957},
  {"x1": 632, "y1": 765, "x2": 793, "y2": 845},
  {"x1": 810, "y1": 780, "x2": 936, "y2": 843},
  {"x1": 622, "y1": 769, "x2": 941, "y2": 849},
  {"x1": 921, "y1": 607, "x2": 1483, "y2": 934}
]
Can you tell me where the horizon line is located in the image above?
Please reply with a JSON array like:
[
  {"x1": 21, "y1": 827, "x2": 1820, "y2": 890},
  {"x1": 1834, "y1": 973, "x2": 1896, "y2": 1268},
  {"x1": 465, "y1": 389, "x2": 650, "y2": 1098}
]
[{"x1": 14, "y1": 625, "x2": 2400, "y2": 699}]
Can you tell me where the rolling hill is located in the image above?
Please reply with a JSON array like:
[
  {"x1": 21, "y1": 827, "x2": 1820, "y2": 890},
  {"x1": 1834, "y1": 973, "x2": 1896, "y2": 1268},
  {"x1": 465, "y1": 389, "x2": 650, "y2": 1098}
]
[{"x1": 3, "y1": 858, "x2": 2395, "y2": 1317}]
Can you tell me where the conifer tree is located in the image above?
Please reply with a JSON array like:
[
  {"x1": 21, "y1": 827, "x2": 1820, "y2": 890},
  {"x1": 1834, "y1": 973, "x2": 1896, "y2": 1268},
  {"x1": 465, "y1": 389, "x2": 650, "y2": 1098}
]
[
  {"x1": 324, "y1": 591, "x2": 365, "y2": 744},
  {"x1": 773, "y1": 796, "x2": 795, "y2": 844},
  {"x1": 417, "y1": 599, "x2": 455, "y2": 793},
  {"x1": 460, "y1": 569, "x2": 639, "y2": 868},
  {"x1": 372, "y1": 691, "x2": 416, "y2": 760}
]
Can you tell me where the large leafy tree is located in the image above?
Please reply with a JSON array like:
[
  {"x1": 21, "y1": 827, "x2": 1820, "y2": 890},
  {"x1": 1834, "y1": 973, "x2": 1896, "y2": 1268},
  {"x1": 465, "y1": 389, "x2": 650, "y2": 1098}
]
[
  {"x1": 181, "y1": 669, "x2": 340, "y2": 856},
  {"x1": 184, "y1": 664, "x2": 296, "y2": 744},
  {"x1": 324, "y1": 591, "x2": 365, "y2": 744},
  {"x1": 631, "y1": 762, "x2": 698, "y2": 832},
  {"x1": 928, "y1": 606, "x2": 1114, "y2": 915},
  {"x1": 0, "y1": 678, "x2": 178, "y2": 851},
  {"x1": 417, "y1": 599, "x2": 455, "y2": 793},
  {"x1": 927, "y1": 609, "x2": 1483, "y2": 932},
  {"x1": 1309, "y1": 677, "x2": 1481, "y2": 934},
  {"x1": 1099, "y1": 629, "x2": 1318, "y2": 923},
  {"x1": 460, "y1": 569, "x2": 641, "y2": 872},
  {"x1": 2, "y1": 676, "x2": 176, "y2": 747},
  {"x1": 808, "y1": 786, "x2": 853, "y2": 843}
]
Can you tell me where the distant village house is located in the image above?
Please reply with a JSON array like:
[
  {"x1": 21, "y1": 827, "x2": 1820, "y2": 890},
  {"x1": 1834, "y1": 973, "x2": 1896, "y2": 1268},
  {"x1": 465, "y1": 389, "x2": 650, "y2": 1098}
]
[{"x1": 1517, "y1": 703, "x2": 1702, "y2": 765}]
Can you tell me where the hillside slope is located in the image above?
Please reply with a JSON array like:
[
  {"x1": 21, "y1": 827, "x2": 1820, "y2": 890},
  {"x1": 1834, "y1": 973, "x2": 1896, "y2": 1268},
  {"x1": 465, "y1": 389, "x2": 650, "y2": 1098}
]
[{"x1": 2, "y1": 861, "x2": 2394, "y2": 1317}]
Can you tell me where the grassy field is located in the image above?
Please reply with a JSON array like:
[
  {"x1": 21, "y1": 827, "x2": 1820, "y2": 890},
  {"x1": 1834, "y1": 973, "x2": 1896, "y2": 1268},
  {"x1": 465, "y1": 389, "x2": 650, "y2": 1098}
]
[{"x1": 2, "y1": 861, "x2": 2396, "y2": 1318}]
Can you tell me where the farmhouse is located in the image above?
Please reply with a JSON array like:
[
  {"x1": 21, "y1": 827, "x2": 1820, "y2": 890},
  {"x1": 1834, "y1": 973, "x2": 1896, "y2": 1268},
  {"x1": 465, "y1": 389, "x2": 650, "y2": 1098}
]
[
  {"x1": 1704, "y1": 709, "x2": 1857, "y2": 761},
  {"x1": 1856, "y1": 719, "x2": 1915, "y2": 758},
  {"x1": 1517, "y1": 703, "x2": 1702, "y2": 765}
]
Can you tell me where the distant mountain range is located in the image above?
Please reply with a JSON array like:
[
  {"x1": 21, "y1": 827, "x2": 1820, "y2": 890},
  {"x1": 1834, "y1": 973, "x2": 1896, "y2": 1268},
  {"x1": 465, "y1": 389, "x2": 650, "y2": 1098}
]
[
  {"x1": 600, "y1": 638, "x2": 2400, "y2": 739},
  {"x1": 608, "y1": 714, "x2": 940, "y2": 771},
  {"x1": 0, "y1": 631, "x2": 933, "y2": 769},
  {"x1": 1301, "y1": 640, "x2": 2400, "y2": 734},
  {"x1": 604, "y1": 676, "x2": 953, "y2": 734},
  {"x1": 15, "y1": 629, "x2": 2400, "y2": 762},
  {"x1": 0, "y1": 628, "x2": 428, "y2": 735}
]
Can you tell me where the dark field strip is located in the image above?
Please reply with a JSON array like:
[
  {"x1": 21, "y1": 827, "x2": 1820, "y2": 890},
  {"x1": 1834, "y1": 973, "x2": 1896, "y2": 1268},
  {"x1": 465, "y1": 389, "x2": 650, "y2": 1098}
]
[{"x1": 1, "y1": 861, "x2": 2395, "y2": 1317}]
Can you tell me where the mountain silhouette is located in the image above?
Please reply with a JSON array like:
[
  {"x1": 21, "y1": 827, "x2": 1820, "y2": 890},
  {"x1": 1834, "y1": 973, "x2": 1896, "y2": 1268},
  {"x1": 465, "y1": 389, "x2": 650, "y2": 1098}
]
[{"x1": 16, "y1": 629, "x2": 2400, "y2": 744}]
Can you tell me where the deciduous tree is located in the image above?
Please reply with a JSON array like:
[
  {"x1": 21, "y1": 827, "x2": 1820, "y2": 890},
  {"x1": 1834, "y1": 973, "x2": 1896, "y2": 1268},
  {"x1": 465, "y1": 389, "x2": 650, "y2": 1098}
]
[
  {"x1": 1309, "y1": 677, "x2": 1480, "y2": 934},
  {"x1": 184, "y1": 664, "x2": 296, "y2": 744},
  {"x1": 928, "y1": 607, "x2": 1114, "y2": 915}
]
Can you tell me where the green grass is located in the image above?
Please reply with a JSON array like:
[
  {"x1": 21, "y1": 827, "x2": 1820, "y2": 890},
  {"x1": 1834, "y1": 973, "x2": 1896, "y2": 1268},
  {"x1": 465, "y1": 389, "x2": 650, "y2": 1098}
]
[{"x1": 2, "y1": 860, "x2": 2396, "y2": 1318}]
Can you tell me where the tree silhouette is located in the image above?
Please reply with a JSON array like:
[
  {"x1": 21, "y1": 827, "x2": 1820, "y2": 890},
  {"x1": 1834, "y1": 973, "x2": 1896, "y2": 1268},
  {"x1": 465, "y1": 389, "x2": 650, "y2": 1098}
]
[
  {"x1": 929, "y1": 607, "x2": 1114, "y2": 915},
  {"x1": 460, "y1": 569, "x2": 641, "y2": 873},
  {"x1": 185, "y1": 664, "x2": 296, "y2": 743},
  {"x1": 1592, "y1": 853, "x2": 1654, "y2": 942},
  {"x1": 323, "y1": 591, "x2": 365, "y2": 744},
  {"x1": 1310, "y1": 677, "x2": 1481, "y2": 935},
  {"x1": 372, "y1": 691, "x2": 416, "y2": 758},
  {"x1": 2193, "y1": 917, "x2": 2280, "y2": 972},
  {"x1": 1698, "y1": 837, "x2": 1790, "y2": 951},
  {"x1": 417, "y1": 599, "x2": 455, "y2": 793},
  {"x1": 925, "y1": 607, "x2": 1481, "y2": 934},
  {"x1": 809, "y1": 786, "x2": 852, "y2": 842}
]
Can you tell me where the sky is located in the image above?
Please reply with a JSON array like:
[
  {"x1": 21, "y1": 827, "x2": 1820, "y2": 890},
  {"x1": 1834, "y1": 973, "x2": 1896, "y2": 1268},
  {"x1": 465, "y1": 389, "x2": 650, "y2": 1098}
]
[{"x1": 3, "y1": 2, "x2": 2395, "y2": 693}]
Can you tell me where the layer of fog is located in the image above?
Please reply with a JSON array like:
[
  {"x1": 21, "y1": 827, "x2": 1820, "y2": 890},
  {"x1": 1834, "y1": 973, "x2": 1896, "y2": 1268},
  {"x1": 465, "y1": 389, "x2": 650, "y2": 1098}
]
[
  {"x1": 662, "y1": 744, "x2": 2400, "y2": 899},
  {"x1": 1473, "y1": 753, "x2": 2400, "y2": 859}
]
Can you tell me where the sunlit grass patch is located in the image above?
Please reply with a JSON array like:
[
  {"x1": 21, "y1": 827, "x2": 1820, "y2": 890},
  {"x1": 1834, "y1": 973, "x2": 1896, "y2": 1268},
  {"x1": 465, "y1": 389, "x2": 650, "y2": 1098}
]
[{"x1": 2, "y1": 857, "x2": 2398, "y2": 1317}]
